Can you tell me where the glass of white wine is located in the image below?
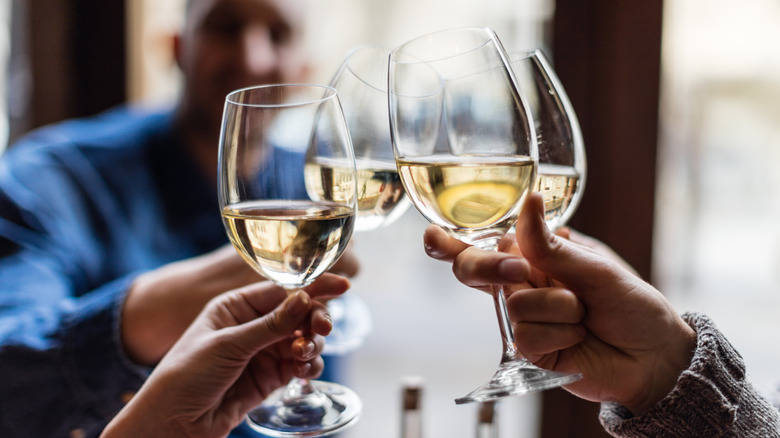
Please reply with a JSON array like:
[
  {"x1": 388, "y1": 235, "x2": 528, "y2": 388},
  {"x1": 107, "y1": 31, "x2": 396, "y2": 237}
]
[
  {"x1": 332, "y1": 46, "x2": 412, "y2": 232},
  {"x1": 319, "y1": 46, "x2": 413, "y2": 354},
  {"x1": 218, "y1": 84, "x2": 361, "y2": 436},
  {"x1": 510, "y1": 49, "x2": 586, "y2": 230},
  {"x1": 388, "y1": 27, "x2": 582, "y2": 404}
]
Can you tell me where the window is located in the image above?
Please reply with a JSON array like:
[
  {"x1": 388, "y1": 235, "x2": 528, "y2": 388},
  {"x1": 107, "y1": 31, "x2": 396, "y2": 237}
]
[
  {"x1": 656, "y1": 0, "x2": 780, "y2": 391},
  {"x1": 0, "y1": 1, "x2": 11, "y2": 151}
]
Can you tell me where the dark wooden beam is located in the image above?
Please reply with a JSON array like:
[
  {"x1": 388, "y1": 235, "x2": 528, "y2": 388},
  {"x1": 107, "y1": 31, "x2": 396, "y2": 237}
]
[
  {"x1": 541, "y1": 1, "x2": 664, "y2": 437},
  {"x1": 11, "y1": 0, "x2": 126, "y2": 142},
  {"x1": 71, "y1": 0, "x2": 127, "y2": 117}
]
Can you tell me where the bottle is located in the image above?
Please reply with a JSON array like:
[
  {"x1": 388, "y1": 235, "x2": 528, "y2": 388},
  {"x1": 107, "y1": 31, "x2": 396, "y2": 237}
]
[
  {"x1": 475, "y1": 400, "x2": 498, "y2": 438},
  {"x1": 400, "y1": 376, "x2": 424, "y2": 438}
]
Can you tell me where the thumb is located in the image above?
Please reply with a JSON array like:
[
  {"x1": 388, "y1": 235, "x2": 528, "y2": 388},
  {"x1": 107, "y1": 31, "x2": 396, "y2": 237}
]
[
  {"x1": 231, "y1": 291, "x2": 314, "y2": 354},
  {"x1": 516, "y1": 192, "x2": 621, "y2": 293}
]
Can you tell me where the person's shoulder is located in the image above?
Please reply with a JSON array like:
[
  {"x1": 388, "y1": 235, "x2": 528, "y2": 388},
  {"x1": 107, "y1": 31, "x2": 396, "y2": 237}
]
[
  {"x1": 17, "y1": 105, "x2": 173, "y2": 148},
  {"x1": 9, "y1": 104, "x2": 172, "y2": 151},
  {"x1": 0, "y1": 105, "x2": 177, "y2": 182},
  {"x1": 72, "y1": 104, "x2": 172, "y2": 135}
]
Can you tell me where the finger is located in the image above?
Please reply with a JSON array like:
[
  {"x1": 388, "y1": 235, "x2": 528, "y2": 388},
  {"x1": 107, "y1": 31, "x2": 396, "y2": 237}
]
[
  {"x1": 308, "y1": 302, "x2": 333, "y2": 336},
  {"x1": 291, "y1": 334, "x2": 325, "y2": 361},
  {"x1": 451, "y1": 246, "x2": 530, "y2": 288},
  {"x1": 294, "y1": 356, "x2": 324, "y2": 379},
  {"x1": 514, "y1": 321, "x2": 586, "y2": 359},
  {"x1": 214, "y1": 281, "x2": 289, "y2": 325},
  {"x1": 245, "y1": 353, "x2": 287, "y2": 399},
  {"x1": 304, "y1": 273, "x2": 350, "y2": 301},
  {"x1": 423, "y1": 225, "x2": 470, "y2": 262},
  {"x1": 515, "y1": 193, "x2": 628, "y2": 295},
  {"x1": 228, "y1": 291, "x2": 315, "y2": 355},
  {"x1": 506, "y1": 287, "x2": 585, "y2": 324},
  {"x1": 566, "y1": 228, "x2": 640, "y2": 276},
  {"x1": 425, "y1": 224, "x2": 518, "y2": 262},
  {"x1": 214, "y1": 275, "x2": 347, "y2": 328},
  {"x1": 497, "y1": 232, "x2": 519, "y2": 253},
  {"x1": 554, "y1": 227, "x2": 571, "y2": 240}
]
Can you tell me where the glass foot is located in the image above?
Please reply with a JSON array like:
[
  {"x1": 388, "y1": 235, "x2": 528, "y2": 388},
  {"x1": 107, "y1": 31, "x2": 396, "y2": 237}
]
[
  {"x1": 246, "y1": 380, "x2": 362, "y2": 437},
  {"x1": 455, "y1": 359, "x2": 581, "y2": 404}
]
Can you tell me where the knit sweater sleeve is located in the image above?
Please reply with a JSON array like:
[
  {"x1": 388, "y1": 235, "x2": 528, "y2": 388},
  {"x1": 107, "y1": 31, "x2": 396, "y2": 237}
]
[{"x1": 599, "y1": 312, "x2": 780, "y2": 437}]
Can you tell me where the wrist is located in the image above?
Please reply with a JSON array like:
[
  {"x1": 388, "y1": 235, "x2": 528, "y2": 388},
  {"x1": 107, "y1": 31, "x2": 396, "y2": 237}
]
[
  {"x1": 121, "y1": 271, "x2": 173, "y2": 365},
  {"x1": 625, "y1": 318, "x2": 697, "y2": 414},
  {"x1": 121, "y1": 252, "x2": 234, "y2": 365},
  {"x1": 101, "y1": 396, "x2": 187, "y2": 438},
  {"x1": 602, "y1": 313, "x2": 753, "y2": 436}
]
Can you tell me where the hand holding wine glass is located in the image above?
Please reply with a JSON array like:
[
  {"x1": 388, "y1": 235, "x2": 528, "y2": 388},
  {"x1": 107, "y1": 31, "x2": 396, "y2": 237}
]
[
  {"x1": 421, "y1": 191, "x2": 699, "y2": 417},
  {"x1": 101, "y1": 279, "x2": 349, "y2": 438},
  {"x1": 218, "y1": 84, "x2": 361, "y2": 436},
  {"x1": 388, "y1": 27, "x2": 582, "y2": 404}
]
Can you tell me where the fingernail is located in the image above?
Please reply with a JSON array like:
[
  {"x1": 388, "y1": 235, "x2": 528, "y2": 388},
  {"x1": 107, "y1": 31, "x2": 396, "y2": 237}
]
[
  {"x1": 498, "y1": 258, "x2": 528, "y2": 282},
  {"x1": 322, "y1": 313, "x2": 333, "y2": 332},
  {"x1": 286, "y1": 291, "x2": 310, "y2": 316},
  {"x1": 301, "y1": 340, "x2": 316, "y2": 357},
  {"x1": 296, "y1": 362, "x2": 312, "y2": 377},
  {"x1": 423, "y1": 242, "x2": 445, "y2": 259}
]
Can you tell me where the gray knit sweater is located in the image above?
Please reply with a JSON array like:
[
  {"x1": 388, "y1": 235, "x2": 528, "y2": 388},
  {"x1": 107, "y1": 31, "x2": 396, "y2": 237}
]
[{"x1": 599, "y1": 313, "x2": 780, "y2": 437}]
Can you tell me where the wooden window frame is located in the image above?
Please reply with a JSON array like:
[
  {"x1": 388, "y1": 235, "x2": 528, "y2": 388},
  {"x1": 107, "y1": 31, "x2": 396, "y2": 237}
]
[{"x1": 541, "y1": 2, "x2": 663, "y2": 436}]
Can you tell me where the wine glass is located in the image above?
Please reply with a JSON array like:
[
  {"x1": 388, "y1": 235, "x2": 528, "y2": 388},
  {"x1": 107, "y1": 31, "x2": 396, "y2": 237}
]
[
  {"x1": 332, "y1": 45, "x2": 412, "y2": 232},
  {"x1": 388, "y1": 27, "x2": 582, "y2": 404},
  {"x1": 510, "y1": 49, "x2": 586, "y2": 230},
  {"x1": 320, "y1": 45, "x2": 413, "y2": 354},
  {"x1": 218, "y1": 84, "x2": 362, "y2": 436}
]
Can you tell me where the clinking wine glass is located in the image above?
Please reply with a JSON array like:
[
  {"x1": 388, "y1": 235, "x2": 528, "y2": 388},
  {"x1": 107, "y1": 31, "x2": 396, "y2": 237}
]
[
  {"x1": 319, "y1": 46, "x2": 413, "y2": 354},
  {"x1": 218, "y1": 84, "x2": 361, "y2": 436},
  {"x1": 332, "y1": 45, "x2": 412, "y2": 232},
  {"x1": 388, "y1": 27, "x2": 582, "y2": 405},
  {"x1": 510, "y1": 49, "x2": 586, "y2": 230}
]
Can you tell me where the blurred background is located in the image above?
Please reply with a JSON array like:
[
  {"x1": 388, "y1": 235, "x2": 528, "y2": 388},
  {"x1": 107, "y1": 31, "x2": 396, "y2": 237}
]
[{"x1": 2, "y1": 0, "x2": 779, "y2": 437}]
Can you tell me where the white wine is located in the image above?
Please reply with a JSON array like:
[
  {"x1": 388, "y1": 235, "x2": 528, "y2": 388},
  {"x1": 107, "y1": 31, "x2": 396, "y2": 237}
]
[
  {"x1": 535, "y1": 163, "x2": 581, "y2": 230},
  {"x1": 396, "y1": 155, "x2": 535, "y2": 242},
  {"x1": 306, "y1": 157, "x2": 410, "y2": 231},
  {"x1": 303, "y1": 157, "x2": 356, "y2": 205},
  {"x1": 221, "y1": 200, "x2": 354, "y2": 288},
  {"x1": 354, "y1": 158, "x2": 410, "y2": 231}
]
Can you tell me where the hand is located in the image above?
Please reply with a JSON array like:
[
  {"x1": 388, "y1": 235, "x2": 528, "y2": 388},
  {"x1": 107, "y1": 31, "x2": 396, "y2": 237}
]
[
  {"x1": 554, "y1": 227, "x2": 639, "y2": 277},
  {"x1": 122, "y1": 243, "x2": 362, "y2": 366},
  {"x1": 424, "y1": 193, "x2": 696, "y2": 414},
  {"x1": 122, "y1": 245, "x2": 265, "y2": 365},
  {"x1": 102, "y1": 274, "x2": 349, "y2": 438}
]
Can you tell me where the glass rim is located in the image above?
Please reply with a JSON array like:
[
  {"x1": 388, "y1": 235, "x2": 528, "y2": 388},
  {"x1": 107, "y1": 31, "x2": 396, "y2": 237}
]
[
  {"x1": 507, "y1": 48, "x2": 544, "y2": 62},
  {"x1": 224, "y1": 83, "x2": 337, "y2": 108},
  {"x1": 389, "y1": 26, "x2": 497, "y2": 65},
  {"x1": 340, "y1": 45, "x2": 391, "y2": 93}
]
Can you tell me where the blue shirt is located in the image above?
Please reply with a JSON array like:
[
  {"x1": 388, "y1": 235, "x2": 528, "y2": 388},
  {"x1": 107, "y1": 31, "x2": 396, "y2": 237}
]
[{"x1": 0, "y1": 106, "x2": 340, "y2": 437}]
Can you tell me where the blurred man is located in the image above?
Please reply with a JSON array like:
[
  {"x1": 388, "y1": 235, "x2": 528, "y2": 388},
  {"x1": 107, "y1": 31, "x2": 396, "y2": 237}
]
[{"x1": 0, "y1": 1, "x2": 356, "y2": 437}]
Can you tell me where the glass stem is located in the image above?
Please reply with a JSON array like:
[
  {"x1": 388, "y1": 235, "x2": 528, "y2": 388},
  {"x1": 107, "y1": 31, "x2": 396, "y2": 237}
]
[
  {"x1": 490, "y1": 283, "x2": 521, "y2": 363},
  {"x1": 477, "y1": 243, "x2": 523, "y2": 364},
  {"x1": 280, "y1": 288, "x2": 321, "y2": 399},
  {"x1": 285, "y1": 377, "x2": 316, "y2": 399}
]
